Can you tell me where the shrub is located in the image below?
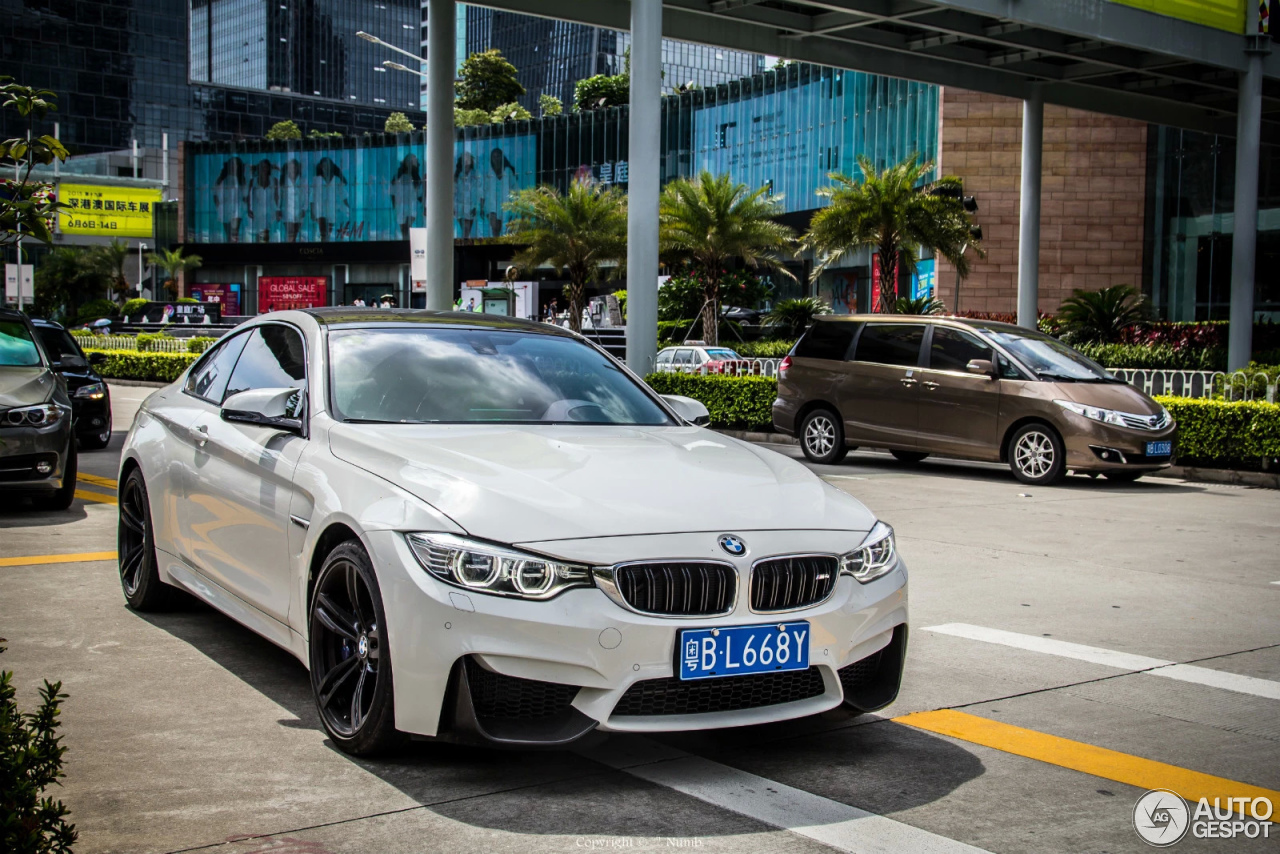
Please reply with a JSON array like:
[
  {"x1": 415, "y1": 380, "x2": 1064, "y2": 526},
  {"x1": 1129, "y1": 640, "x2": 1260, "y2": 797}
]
[
  {"x1": 454, "y1": 107, "x2": 491, "y2": 127},
  {"x1": 539, "y1": 93, "x2": 563, "y2": 117},
  {"x1": 69, "y1": 298, "x2": 119, "y2": 327},
  {"x1": 177, "y1": 297, "x2": 197, "y2": 305},
  {"x1": 134, "y1": 332, "x2": 175, "y2": 353},
  {"x1": 490, "y1": 101, "x2": 531, "y2": 122},
  {"x1": 1057, "y1": 284, "x2": 1148, "y2": 344},
  {"x1": 1, "y1": 640, "x2": 78, "y2": 854},
  {"x1": 1157, "y1": 396, "x2": 1280, "y2": 470},
  {"x1": 735, "y1": 339, "x2": 796, "y2": 358},
  {"x1": 85, "y1": 349, "x2": 197, "y2": 382},
  {"x1": 764, "y1": 297, "x2": 832, "y2": 338},
  {"x1": 186, "y1": 336, "x2": 219, "y2": 354},
  {"x1": 383, "y1": 112, "x2": 415, "y2": 134},
  {"x1": 120, "y1": 298, "x2": 148, "y2": 316},
  {"x1": 1077, "y1": 342, "x2": 1225, "y2": 371},
  {"x1": 646, "y1": 373, "x2": 777, "y2": 430},
  {"x1": 574, "y1": 72, "x2": 629, "y2": 110},
  {"x1": 894, "y1": 295, "x2": 946, "y2": 315},
  {"x1": 265, "y1": 120, "x2": 301, "y2": 141}
]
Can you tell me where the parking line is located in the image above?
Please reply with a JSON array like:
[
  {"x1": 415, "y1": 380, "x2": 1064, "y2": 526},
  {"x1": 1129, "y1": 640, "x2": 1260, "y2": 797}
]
[
  {"x1": 924, "y1": 623, "x2": 1280, "y2": 701},
  {"x1": 583, "y1": 739, "x2": 991, "y2": 854},
  {"x1": 0, "y1": 550, "x2": 117, "y2": 567},
  {"x1": 74, "y1": 488, "x2": 117, "y2": 505},
  {"x1": 78, "y1": 473, "x2": 118, "y2": 489},
  {"x1": 896, "y1": 709, "x2": 1280, "y2": 810}
]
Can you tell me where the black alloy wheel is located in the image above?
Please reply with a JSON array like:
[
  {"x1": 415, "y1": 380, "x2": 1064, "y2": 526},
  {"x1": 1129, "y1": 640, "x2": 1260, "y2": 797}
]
[
  {"x1": 117, "y1": 468, "x2": 176, "y2": 610},
  {"x1": 309, "y1": 541, "x2": 402, "y2": 756}
]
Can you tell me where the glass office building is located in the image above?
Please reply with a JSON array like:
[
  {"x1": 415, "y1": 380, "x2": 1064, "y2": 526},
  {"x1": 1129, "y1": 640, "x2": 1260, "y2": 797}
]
[
  {"x1": 184, "y1": 63, "x2": 940, "y2": 310},
  {"x1": 0, "y1": 0, "x2": 426, "y2": 156}
]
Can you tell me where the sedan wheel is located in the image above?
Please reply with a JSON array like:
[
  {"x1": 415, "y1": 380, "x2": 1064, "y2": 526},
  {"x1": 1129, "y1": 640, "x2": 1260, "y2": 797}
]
[
  {"x1": 117, "y1": 469, "x2": 176, "y2": 610},
  {"x1": 800, "y1": 409, "x2": 849, "y2": 465},
  {"x1": 309, "y1": 542, "x2": 403, "y2": 756},
  {"x1": 1009, "y1": 424, "x2": 1065, "y2": 485}
]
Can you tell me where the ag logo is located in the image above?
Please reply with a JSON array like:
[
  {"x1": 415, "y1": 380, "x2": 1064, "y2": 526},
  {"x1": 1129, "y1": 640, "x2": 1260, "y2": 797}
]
[
  {"x1": 718, "y1": 534, "x2": 747, "y2": 557},
  {"x1": 1134, "y1": 789, "x2": 1189, "y2": 847}
]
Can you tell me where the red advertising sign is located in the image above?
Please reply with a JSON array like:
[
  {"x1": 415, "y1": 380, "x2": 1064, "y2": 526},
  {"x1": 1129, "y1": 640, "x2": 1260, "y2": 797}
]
[
  {"x1": 259, "y1": 276, "x2": 329, "y2": 313},
  {"x1": 188, "y1": 283, "x2": 241, "y2": 317}
]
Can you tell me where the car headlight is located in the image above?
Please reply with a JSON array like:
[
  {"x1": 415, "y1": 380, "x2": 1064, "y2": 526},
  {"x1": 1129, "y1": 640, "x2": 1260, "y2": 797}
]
[
  {"x1": 406, "y1": 533, "x2": 593, "y2": 600},
  {"x1": 1, "y1": 403, "x2": 65, "y2": 427},
  {"x1": 1054, "y1": 399, "x2": 1127, "y2": 427},
  {"x1": 74, "y1": 382, "x2": 106, "y2": 400},
  {"x1": 840, "y1": 521, "x2": 897, "y2": 584}
]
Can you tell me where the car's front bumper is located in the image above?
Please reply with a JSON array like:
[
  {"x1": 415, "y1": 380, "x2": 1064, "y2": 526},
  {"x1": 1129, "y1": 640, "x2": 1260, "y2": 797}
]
[
  {"x1": 366, "y1": 529, "x2": 908, "y2": 744},
  {"x1": 0, "y1": 418, "x2": 73, "y2": 494},
  {"x1": 1057, "y1": 413, "x2": 1178, "y2": 473}
]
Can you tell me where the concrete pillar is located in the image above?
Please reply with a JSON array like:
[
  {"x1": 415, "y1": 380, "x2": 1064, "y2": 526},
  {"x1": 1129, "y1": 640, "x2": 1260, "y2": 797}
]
[
  {"x1": 625, "y1": 0, "x2": 662, "y2": 376},
  {"x1": 426, "y1": 0, "x2": 456, "y2": 312},
  {"x1": 1228, "y1": 41, "x2": 1266, "y2": 372},
  {"x1": 1017, "y1": 84, "x2": 1043, "y2": 330}
]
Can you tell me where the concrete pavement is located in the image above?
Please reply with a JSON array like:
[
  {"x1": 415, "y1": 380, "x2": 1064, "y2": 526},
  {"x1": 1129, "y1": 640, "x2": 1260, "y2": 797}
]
[{"x1": 1, "y1": 384, "x2": 1277, "y2": 853}]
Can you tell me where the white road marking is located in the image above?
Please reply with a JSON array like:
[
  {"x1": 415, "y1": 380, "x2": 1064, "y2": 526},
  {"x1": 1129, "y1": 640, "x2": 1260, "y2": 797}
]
[
  {"x1": 581, "y1": 738, "x2": 991, "y2": 854},
  {"x1": 924, "y1": 623, "x2": 1280, "y2": 701}
]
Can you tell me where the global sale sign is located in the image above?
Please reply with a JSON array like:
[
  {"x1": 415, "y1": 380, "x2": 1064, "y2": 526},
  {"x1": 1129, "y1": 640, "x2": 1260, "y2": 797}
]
[{"x1": 259, "y1": 276, "x2": 329, "y2": 313}]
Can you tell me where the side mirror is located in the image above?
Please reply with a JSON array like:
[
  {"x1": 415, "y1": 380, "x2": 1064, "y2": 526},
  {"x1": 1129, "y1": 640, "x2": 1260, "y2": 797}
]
[
  {"x1": 221, "y1": 387, "x2": 305, "y2": 434},
  {"x1": 967, "y1": 359, "x2": 996, "y2": 378},
  {"x1": 661, "y1": 394, "x2": 711, "y2": 427},
  {"x1": 58, "y1": 353, "x2": 80, "y2": 370},
  {"x1": 87, "y1": 351, "x2": 107, "y2": 366}
]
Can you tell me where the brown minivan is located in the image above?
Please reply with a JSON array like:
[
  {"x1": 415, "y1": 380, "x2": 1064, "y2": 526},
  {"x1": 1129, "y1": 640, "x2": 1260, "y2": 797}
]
[{"x1": 772, "y1": 316, "x2": 1176, "y2": 485}]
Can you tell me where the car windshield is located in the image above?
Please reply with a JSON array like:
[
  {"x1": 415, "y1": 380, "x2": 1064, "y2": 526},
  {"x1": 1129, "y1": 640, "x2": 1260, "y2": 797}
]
[
  {"x1": 0, "y1": 319, "x2": 42, "y2": 367},
  {"x1": 328, "y1": 327, "x2": 674, "y2": 425},
  {"x1": 978, "y1": 327, "x2": 1116, "y2": 381},
  {"x1": 705, "y1": 348, "x2": 740, "y2": 360},
  {"x1": 36, "y1": 328, "x2": 86, "y2": 366}
]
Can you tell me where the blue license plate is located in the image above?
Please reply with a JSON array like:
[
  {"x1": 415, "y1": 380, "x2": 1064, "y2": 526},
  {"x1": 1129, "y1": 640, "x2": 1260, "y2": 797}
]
[
  {"x1": 1146, "y1": 441, "x2": 1172, "y2": 457},
  {"x1": 678, "y1": 622, "x2": 810, "y2": 681}
]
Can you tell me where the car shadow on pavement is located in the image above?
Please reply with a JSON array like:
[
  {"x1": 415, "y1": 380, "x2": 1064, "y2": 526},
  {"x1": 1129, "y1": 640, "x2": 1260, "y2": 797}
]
[
  {"x1": 138, "y1": 598, "x2": 987, "y2": 838},
  {"x1": 0, "y1": 501, "x2": 89, "y2": 528}
]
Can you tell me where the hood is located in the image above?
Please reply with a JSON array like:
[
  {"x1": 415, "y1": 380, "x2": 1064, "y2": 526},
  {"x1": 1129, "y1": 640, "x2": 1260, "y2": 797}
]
[
  {"x1": 328, "y1": 423, "x2": 876, "y2": 544},
  {"x1": 1051, "y1": 380, "x2": 1162, "y2": 414},
  {"x1": 0, "y1": 367, "x2": 55, "y2": 409}
]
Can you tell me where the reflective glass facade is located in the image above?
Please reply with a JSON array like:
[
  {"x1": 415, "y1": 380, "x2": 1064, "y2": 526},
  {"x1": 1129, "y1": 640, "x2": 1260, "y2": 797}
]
[{"x1": 1145, "y1": 127, "x2": 1280, "y2": 320}]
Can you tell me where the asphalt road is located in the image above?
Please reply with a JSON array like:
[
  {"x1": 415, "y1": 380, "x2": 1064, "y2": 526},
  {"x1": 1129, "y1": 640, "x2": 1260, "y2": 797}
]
[{"x1": 1, "y1": 384, "x2": 1277, "y2": 854}]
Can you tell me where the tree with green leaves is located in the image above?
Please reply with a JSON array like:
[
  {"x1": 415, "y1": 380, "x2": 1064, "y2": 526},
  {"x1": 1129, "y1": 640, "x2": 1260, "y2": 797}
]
[
  {"x1": 455, "y1": 50, "x2": 525, "y2": 113},
  {"x1": 574, "y1": 73, "x2": 629, "y2": 110},
  {"x1": 764, "y1": 297, "x2": 832, "y2": 339},
  {"x1": 88, "y1": 238, "x2": 131, "y2": 301},
  {"x1": 383, "y1": 112, "x2": 415, "y2": 134},
  {"x1": 32, "y1": 247, "x2": 108, "y2": 319},
  {"x1": 804, "y1": 154, "x2": 981, "y2": 313},
  {"x1": 0, "y1": 78, "x2": 69, "y2": 251},
  {"x1": 659, "y1": 171, "x2": 796, "y2": 345},
  {"x1": 894, "y1": 294, "x2": 946, "y2": 315},
  {"x1": 454, "y1": 106, "x2": 491, "y2": 127},
  {"x1": 490, "y1": 101, "x2": 531, "y2": 123},
  {"x1": 504, "y1": 178, "x2": 627, "y2": 333},
  {"x1": 538, "y1": 94, "x2": 563, "y2": 117},
  {"x1": 264, "y1": 120, "x2": 301, "y2": 141},
  {"x1": 1, "y1": 640, "x2": 78, "y2": 854},
  {"x1": 1057, "y1": 284, "x2": 1148, "y2": 344},
  {"x1": 145, "y1": 247, "x2": 202, "y2": 300}
]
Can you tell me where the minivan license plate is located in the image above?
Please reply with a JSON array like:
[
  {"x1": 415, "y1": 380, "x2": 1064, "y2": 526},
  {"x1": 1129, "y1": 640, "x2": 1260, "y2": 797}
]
[
  {"x1": 1146, "y1": 440, "x2": 1172, "y2": 457},
  {"x1": 678, "y1": 622, "x2": 809, "y2": 681}
]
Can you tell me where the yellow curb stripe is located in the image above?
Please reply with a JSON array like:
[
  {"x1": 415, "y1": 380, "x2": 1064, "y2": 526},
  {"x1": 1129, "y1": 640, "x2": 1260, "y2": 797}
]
[
  {"x1": 78, "y1": 473, "x2": 118, "y2": 489},
  {"x1": 75, "y1": 488, "x2": 117, "y2": 505},
  {"x1": 0, "y1": 550, "x2": 118, "y2": 567},
  {"x1": 895, "y1": 709, "x2": 1280, "y2": 808}
]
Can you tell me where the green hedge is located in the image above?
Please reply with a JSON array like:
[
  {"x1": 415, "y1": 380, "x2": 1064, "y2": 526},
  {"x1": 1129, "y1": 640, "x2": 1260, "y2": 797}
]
[
  {"x1": 1157, "y1": 396, "x2": 1280, "y2": 469},
  {"x1": 734, "y1": 338, "x2": 796, "y2": 358},
  {"x1": 646, "y1": 373, "x2": 777, "y2": 430},
  {"x1": 85, "y1": 349, "x2": 197, "y2": 383},
  {"x1": 1076, "y1": 342, "x2": 1225, "y2": 371}
]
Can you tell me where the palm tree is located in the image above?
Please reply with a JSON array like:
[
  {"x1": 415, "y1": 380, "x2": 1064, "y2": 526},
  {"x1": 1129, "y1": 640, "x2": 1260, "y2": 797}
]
[
  {"x1": 145, "y1": 247, "x2": 202, "y2": 300},
  {"x1": 894, "y1": 294, "x2": 947, "y2": 315},
  {"x1": 804, "y1": 154, "x2": 981, "y2": 313},
  {"x1": 764, "y1": 297, "x2": 832, "y2": 339},
  {"x1": 504, "y1": 178, "x2": 627, "y2": 333},
  {"x1": 659, "y1": 171, "x2": 796, "y2": 345},
  {"x1": 1057, "y1": 284, "x2": 1148, "y2": 344},
  {"x1": 88, "y1": 238, "x2": 130, "y2": 301}
]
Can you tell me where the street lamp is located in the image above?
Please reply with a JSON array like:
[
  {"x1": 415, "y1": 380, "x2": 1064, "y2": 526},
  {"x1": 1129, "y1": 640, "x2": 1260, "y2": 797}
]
[
  {"x1": 138, "y1": 242, "x2": 147, "y2": 299},
  {"x1": 356, "y1": 31, "x2": 425, "y2": 66}
]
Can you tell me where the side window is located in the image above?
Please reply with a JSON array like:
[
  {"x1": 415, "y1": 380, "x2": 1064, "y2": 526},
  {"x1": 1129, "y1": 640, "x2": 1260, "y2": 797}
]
[
  {"x1": 929, "y1": 328, "x2": 992, "y2": 372},
  {"x1": 793, "y1": 321, "x2": 857, "y2": 361},
  {"x1": 224, "y1": 325, "x2": 307, "y2": 414},
  {"x1": 854, "y1": 324, "x2": 925, "y2": 367},
  {"x1": 997, "y1": 353, "x2": 1023, "y2": 379},
  {"x1": 674, "y1": 349, "x2": 693, "y2": 366},
  {"x1": 185, "y1": 333, "x2": 249, "y2": 403}
]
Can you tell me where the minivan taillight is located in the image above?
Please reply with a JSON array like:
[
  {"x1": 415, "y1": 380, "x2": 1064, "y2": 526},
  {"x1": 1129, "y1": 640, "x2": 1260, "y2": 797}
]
[{"x1": 779, "y1": 355, "x2": 792, "y2": 379}]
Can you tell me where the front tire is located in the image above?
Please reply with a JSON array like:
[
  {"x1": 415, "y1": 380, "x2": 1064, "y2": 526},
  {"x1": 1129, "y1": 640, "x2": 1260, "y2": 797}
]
[
  {"x1": 1008, "y1": 423, "x2": 1065, "y2": 485},
  {"x1": 309, "y1": 541, "x2": 403, "y2": 756},
  {"x1": 800, "y1": 408, "x2": 849, "y2": 465},
  {"x1": 117, "y1": 468, "x2": 177, "y2": 610}
]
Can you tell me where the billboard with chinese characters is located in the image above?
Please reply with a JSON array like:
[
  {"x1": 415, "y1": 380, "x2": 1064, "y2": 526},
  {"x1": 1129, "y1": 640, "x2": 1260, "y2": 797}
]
[
  {"x1": 259, "y1": 276, "x2": 328, "y2": 313},
  {"x1": 188, "y1": 135, "x2": 535, "y2": 244},
  {"x1": 188, "y1": 283, "x2": 242, "y2": 317},
  {"x1": 58, "y1": 183, "x2": 162, "y2": 237}
]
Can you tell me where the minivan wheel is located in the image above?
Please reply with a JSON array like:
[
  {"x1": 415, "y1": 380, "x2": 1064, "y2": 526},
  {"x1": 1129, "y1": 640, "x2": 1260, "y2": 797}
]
[
  {"x1": 800, "y1": 409, "x2": 848, "y2": 465},
  {"x1": 1009, "y1": 424, "x2": 1065, "y2": 485},
  {"x1": 890, "y1": 450, "x2": 930, "y2": 464}
]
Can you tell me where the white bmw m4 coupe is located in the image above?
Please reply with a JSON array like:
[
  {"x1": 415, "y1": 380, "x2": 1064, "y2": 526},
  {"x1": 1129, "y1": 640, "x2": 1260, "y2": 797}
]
[{"x1": 118, "y1": 309, "x2": 908, "y2": 755}]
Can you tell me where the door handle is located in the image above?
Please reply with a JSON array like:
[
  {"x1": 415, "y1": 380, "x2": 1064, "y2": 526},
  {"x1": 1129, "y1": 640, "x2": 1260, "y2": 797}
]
[
  {"x1": 195, "y1": 424, "x2": 208, "y2": 447},
  {"x1": 922, "y1": 381, "x2": 940, "y2": 390},
  {"x1": 899, "y1": 377, "x2": 917, "y2": 387}
]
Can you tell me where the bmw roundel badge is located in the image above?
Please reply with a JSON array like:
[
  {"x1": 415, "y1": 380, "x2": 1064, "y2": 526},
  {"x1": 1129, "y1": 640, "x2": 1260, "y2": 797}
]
[{"x1": 718, "y1": 534, "x2": 747, "y2": 557}]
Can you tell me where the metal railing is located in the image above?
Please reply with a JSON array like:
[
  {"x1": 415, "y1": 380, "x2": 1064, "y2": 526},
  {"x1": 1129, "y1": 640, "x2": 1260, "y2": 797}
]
[
  {"x1": 73, "y1": 335, "x2": 197, "y2": 353},
  {"x1": 656, "y1": 358, "x2": 784, "y2": 378}
]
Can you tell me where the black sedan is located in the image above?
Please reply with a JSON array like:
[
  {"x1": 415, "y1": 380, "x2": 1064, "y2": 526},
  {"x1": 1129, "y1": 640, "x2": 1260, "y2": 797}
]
[{"x1": 32, "y1": 318, "x2": 112, "y2": 449}]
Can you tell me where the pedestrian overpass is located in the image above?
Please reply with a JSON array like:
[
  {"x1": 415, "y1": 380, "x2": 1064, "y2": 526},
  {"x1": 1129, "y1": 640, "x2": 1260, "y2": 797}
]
[{"x1": 417, "y1": 0, "x2": 1277, "y2": 371}]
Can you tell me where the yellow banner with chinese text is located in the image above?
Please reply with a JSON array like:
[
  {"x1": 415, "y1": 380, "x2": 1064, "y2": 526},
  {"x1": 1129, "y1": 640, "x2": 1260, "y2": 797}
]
[{"x1": 58, "y1": 183, "x2": 162, "y2": 238}]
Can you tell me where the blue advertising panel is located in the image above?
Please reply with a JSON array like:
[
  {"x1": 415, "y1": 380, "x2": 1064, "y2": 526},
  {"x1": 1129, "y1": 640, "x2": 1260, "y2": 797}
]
[{"x1": 189, "y1": 135, "x2": 536, "y2": 243}]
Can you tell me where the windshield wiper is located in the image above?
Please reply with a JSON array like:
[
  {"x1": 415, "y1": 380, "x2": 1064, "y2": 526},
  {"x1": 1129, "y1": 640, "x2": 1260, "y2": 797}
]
[{"x1": 1036, "y1": 372, "x2": 1081, "y2": 382}]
